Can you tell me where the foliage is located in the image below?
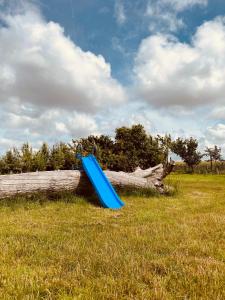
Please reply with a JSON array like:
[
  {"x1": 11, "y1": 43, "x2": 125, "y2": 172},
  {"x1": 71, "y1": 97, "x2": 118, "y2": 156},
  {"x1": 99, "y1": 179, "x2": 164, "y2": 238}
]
[
  {"x1": 157, "y1": 134, "x2": 172, "y2": 165},
  {"x1": 205, "y1": 145, "x2": 222, "y2": 173},
  {"x1": 0, "y1": 124, "x2": 223, "y2": 175},
  {"x1": 0, "y1": 148, "x2": 21, "y2": 173},
  {"x1": 32, "y1": 142, "x2": 50, "y2": 171},
  {"x1": 72, "y1": 135, "x2": 114, "y2": 169},
  {"x1": 21, "y1": 143, "x2": 33, "y2": 172},
  {"x1": 113, "y1": 124, "x2": 163, "y2": 171},
  {"x1": 0, "y1": 124, "x2": 164, "y2": 174},
  {"x1": 0, "y1": 142, "x2": 76, "y2": 174},
  {"x1": 72, "y1": 124, "x2": 164, "y2": 172},
  {"x1": 171, "y1": 137, "x2": 203, "y2": 172}
]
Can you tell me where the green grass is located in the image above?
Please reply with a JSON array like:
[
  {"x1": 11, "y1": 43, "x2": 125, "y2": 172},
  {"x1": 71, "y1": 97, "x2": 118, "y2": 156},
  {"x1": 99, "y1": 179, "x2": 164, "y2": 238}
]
[{"x1": 0, "y1": 175, "x2": 225, "y2": 299}]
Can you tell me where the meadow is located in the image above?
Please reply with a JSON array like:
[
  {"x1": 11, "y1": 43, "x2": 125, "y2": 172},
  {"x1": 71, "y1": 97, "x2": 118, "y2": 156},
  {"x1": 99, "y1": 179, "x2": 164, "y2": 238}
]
[{"x1": 0, "y1": 174, "x2": 225, "y2": 299}]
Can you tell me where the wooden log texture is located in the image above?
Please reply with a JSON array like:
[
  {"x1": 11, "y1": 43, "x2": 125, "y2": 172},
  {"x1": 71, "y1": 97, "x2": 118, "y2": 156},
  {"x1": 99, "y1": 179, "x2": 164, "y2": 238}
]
[{"x1": 0, "y1": 162, "x2": 175, "y2": 198}]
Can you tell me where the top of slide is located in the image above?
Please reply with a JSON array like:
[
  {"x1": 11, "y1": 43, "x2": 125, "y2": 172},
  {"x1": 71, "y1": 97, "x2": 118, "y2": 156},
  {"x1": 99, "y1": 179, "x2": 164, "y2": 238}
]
[{"x1": 81, "y1": 155, "x2": 124, "y2": 209}]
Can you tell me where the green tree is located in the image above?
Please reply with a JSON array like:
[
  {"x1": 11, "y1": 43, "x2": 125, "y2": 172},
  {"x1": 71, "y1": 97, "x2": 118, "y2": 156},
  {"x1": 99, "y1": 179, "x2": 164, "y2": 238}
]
[
  {"x1": 33, "y1": 143, "x2": 50, "y2": 171},
  {"x1": 157, "y1": 134, "x2": 172, "y2": 165},
  {"x1": 72, "y1": 135, "x2": 114, "y2": 169},
  {"x1": 21, "y1": 143, "x2": 33, "y2": 172},
  {"x1": 205, "y1": 145, "x2": 222, "y2": 173},
  {"x1": 72, "y1": 125, "x2": 164, "y2": 172},
  {"x1": 1, "y1": 148, "x2": 21, "y2": 174},
  {"x1": 113, "y1": 124, "x2": 163, "y2": 172},
  {"x1": 58, "y1": 142, "x2": 76, "y2": 170},
  {"x1": 49, "y1": 143, "x2": 65, "y2": 170},
  {"x1": 0, "y1": 158, "x2": 4, "y2": 174},
  {"x1": 171, "y1": 137, "x2": 203, "y2": 173}
]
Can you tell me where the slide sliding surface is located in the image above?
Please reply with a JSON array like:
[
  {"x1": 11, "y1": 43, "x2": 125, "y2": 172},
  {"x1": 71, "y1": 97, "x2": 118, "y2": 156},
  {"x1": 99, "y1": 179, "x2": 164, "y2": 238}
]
[{"x1": 81, "y1": 155, "x2": 124, "y2": 209}]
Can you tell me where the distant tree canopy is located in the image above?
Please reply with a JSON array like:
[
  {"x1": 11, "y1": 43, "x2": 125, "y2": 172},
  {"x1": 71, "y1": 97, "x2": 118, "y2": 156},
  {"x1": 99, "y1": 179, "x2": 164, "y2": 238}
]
[
  {"x1": 157, "y1": 134, "x2": 172, "y2": 165},
  {"x1": 205, "y1": 145, "x2": 222, "y2": 173},
  {"x1": 0, "y1": 142, "x2": 76, "y2": 174},
  {"x1": 113, "y1": 125, "x2": 165, "y2": 171},
  {"x1": 171, "y1": 137, "x2": 204, "y2": 172},
  {"x1": 0, "y1": 124, "x2": 223, "y2": 174},
  {"x1": 73, "y1": 125, "x2": 164, "y2": 172}
]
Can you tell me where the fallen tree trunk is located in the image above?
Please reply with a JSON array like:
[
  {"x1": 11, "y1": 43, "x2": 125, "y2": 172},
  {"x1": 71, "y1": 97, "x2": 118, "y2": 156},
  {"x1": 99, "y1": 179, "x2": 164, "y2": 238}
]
[{"x1": 0, "y1": 162, "x2": 175, "y2": 199}]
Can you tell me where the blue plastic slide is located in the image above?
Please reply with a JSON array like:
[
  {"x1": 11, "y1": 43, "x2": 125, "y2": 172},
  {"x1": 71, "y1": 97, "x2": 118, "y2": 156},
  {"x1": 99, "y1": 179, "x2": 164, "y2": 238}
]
[{"x1": 81, "y1": 155, "x2": 124, "y2": 209}]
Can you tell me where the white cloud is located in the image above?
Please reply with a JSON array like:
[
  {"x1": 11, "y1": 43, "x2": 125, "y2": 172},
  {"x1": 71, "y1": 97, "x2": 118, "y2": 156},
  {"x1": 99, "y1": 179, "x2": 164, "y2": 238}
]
[
  {"x1": 0, "y1": 7, "x2": 126, "y2": 113},
  {"x1": 211, "y1": 107, "x2": 225, "y2": 120},
  {"x1": 134, "y1": 17, "x2": 225, "y2": 108},
  {"x1": 203, "y1": 123, "x2": 225, "y2": 156},
  {"x1": 146, "y1": 0, "x2": 207, "y2": 33},
  {"x1": 146, "y1": 3, "x2": 183, "y2": 33},
  {"x1": 0, "y1": 0, "x2": 224, "y2": 159},
  {"x1": 0, "y1": 100, "x2": 99, "y2": 152},
  {"x1": 0, "y1": 2, "x2": 127, "y2": 152},
  {"x1": 100, "y1": 109, "x2": 154, "y2": 135},
  {"x1": 206, "y1": 123, "x2": 225, "y2": 142},
  {"x1": 161, "y1": 0, "x2": 207, "y2": 12},
  {"x1": 0, "y1": 137, "x2": 19, "y2": 152},
  {"x1": 114, "y1": 0, "x2": 126, "y2": 25}
]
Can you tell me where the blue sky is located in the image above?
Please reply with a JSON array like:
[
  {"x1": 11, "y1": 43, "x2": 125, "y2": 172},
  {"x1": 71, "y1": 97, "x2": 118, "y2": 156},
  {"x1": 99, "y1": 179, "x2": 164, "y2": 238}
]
[
  {"x1": 0, "y1": 0, "x2": 225, "y2": 155},
  {"x1": 39, "y1": 0, "x2": 225, "y2": 81}
]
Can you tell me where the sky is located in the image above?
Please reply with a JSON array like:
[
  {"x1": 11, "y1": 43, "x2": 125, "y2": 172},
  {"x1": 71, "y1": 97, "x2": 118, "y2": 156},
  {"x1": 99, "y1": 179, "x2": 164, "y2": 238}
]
[{"x1": 0, "y1": 0, "x2": 225, "y2": 154}]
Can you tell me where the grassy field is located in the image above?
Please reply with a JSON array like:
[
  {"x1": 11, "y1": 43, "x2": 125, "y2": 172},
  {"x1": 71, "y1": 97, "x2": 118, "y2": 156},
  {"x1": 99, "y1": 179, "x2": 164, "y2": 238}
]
[{"x1": 0, "y1": 175, "x2": 225, "y2": 299}]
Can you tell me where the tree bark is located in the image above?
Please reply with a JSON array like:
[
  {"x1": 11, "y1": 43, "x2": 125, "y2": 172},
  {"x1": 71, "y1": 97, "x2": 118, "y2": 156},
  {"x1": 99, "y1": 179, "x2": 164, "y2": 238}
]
[{"x1": 0, "y1": 162, "x2": 175, "y2": 199}]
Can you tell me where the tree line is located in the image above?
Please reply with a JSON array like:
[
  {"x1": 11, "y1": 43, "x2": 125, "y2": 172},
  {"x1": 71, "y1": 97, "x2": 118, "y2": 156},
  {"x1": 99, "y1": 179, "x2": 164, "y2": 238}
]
[{"x1": 0, "y1": 124, "x2": 223, "y2": 174}]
